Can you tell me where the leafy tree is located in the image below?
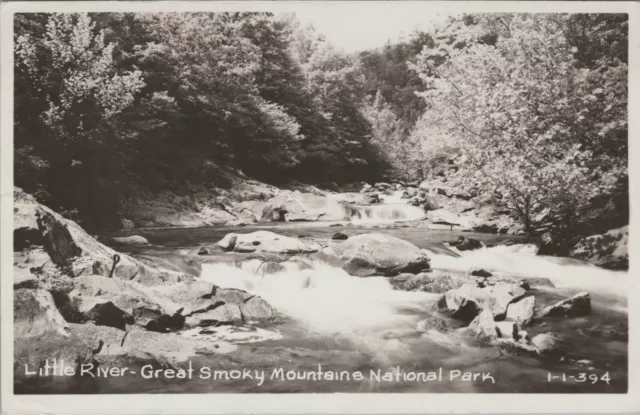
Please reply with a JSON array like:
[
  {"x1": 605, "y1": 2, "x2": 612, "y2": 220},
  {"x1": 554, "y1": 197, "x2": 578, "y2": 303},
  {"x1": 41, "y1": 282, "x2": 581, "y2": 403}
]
[
  {"x1": 410, "y1": 13, "x2": 628, "y2": 234},
  {"x1": 15, "y1": 13, "x2": 144, "y2": 226}
]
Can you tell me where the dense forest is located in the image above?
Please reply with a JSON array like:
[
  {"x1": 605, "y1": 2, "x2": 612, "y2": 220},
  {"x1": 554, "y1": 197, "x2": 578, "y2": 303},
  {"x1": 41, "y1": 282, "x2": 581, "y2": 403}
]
[{"x1": 14, "y1": 12, "x2": 628, "y2": 236}]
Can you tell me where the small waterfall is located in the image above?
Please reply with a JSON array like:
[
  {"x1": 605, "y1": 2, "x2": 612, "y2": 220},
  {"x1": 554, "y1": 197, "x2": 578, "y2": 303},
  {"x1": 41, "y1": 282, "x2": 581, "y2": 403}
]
[
  {"x1": 349, "y1": 190, "x2": 425, "y2": 223},
  {"x1": 350, "y1": 205, "x2": 425, "y2": 222}
]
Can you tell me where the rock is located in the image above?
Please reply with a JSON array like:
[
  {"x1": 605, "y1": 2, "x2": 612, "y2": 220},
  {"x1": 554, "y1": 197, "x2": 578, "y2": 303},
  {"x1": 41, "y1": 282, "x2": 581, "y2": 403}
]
[
  {"x1": 14, "y1": 289, "x2": 96, "y2": 393},
  {"x1": 262, "y1": 191, "x2": 353, "y2": 222},
  {"x1": 360, "y1": 183, "x2": 373, "y2": 193},
  {"x1": 121, "y1": 218, "x2": 135, "y2": 229},
  {"x1": 13, "y1": 187, "x2": 191, "y2": 286},
  {"x1": 110, "y1": 235, "x2": 150, "y2": 246},
  {"x1": 522, "y1": 277, "x2": 555, "y2": 288},
  {"x1": 517, "y1": 330, "x2": 529, "y2": 342},
  {"x1": 423, "y1": 195, "x2": 440, "y2": 212},
  {"x1": 495, "y1": 321, "x2": 519, "y2": 339},
  {"x1": 536, "y1": 232, "x2": 570, "y2": 257},
  {"x1": 70, "y1": 323, "x2": 236, "y2": 370},
  {"x1": 365, "y1": 193, "x2": 381, "y2": 204},
  {"x1": 409, "y1": 196, "x2": 425, "y2": 207},
  {"x1": 538, "y1": 292, "x2": 591, "y2": 318},
  {"x1": 389, "y1": 272, "x2": 470, "y2": 293},
  {"x1": 531, "y1": 332, "x2": 564, "y2": 358},
  {"x1": 505, "y1": 296, "x2": 536, "y2": 326},
  {"x1": 375, "y1": 182, "x2": 391, "y2": 190},
  {"x1": 332, "y1": 232, "x2": 349, "y2": 241},
  {"x1": 497, "y1": 338, "x2": 538, "y2": 357},
  {"x1": 402, "y1": 187, "x2": 418, "y2": 199},
  {"x1": 216, "y1": 231, "x2": 318, "y2": 254},
  {"x1": 416, "y1": 316, "x2": 449, "y2": 332},
  {"x1": 466, "y1": 310, "x2": 498, "y2": 343},
  {"x1": 569, "y1": 226, "x2": 628, "y2": 270},
  {"x1": 63, "y1": 275, "x2": 168, "y2": 329},
  {"x1": 448, "y1": 236, "x2": 483, "y2": 251},
  {"x1": 149, "y1": 283, "x2": 275, "y2": 328},
  {"x1": 197, "y1": 246, "x2": 210, "y2": 255},
  {"x1": 14, "y1": 193, "x2": 82, "y2": 267},
  {"x1": 444, "y1": 282, "x2": 527, "y2": 321},
  {"x1": 471, "y1": 269, "x2": 492, "y2": 278},
  {"x1": 327, "y1": 233, "x2": 430, "y2": 277}
]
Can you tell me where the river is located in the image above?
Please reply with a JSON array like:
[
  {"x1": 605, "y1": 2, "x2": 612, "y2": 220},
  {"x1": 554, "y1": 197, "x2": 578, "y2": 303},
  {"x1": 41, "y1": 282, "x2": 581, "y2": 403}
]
[{"x1": 100, "y1": 215, "x2": 628, "y2": 394}]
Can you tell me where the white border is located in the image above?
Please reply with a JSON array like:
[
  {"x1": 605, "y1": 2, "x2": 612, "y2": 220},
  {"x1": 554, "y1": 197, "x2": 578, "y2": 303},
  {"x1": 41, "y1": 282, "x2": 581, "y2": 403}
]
[{"x1": 1, "y1": 2, "x2": 639, "y2": 414}]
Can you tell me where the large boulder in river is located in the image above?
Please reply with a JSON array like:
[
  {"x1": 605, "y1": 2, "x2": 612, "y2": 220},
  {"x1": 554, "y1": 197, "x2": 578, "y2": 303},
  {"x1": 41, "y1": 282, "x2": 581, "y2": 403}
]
[
  {"x1": 569, "y1": 226, "x2": 628, "y2": 270},
  {"x1": 216, "y1": 231, "x2": 318, "y2": 254},
  {"x1": 444, "y1": 282, "x2": 527, "y2": 322},
  {"x1": 14, "y1": 289, "x2": 97, "y2": 393},
  {"x1": 538, "y1": 292, "x2": 591, "y2": 318},
  {"x1": 389, "y1": 271, "x2": 471, "y2": 293},
  {"x1": 505, "y1": 295, "x2": 535, "y2": 326},
  {"x1": 448, "y1": 236, "x2": 483, "y2": 251},
  {"x1": 531, "y1": 332, "x2": 564, "y2": 358},
  {"x1": 465, "y1": 309, "x2": 498, "y2": 343},
  {"x1": 262, "y1": 190, "x2": 351, "y2": 222},
  {"x1": 327, "y1": 233, "x2": 431, "y2": 277},
  {"x1": 110, "y1": 235, "x2": 150, "y2": 246}
]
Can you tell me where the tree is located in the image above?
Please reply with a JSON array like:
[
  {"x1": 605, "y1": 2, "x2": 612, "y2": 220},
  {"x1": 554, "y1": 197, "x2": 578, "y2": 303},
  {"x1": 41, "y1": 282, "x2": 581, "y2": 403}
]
[
  {"x1": 15, "y1": 13, "x2": 145, "y2": 226},
  {"x1": 411, "y1": 14, "x2": 627, "y2": 234}
]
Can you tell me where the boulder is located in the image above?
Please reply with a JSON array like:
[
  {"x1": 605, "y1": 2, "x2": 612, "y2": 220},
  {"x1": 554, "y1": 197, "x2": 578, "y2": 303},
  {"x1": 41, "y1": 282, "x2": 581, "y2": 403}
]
[
  {"x1": 444, "y1": 282, "x2": 527, "y2": 321},
  {"x1": 13, "y1": 187, "x2": 190, "y2": 286},
  {"x1": 262, "y1": 191, "x2": 351, "y2": 222},
  {"x1": 536, "y1": 232, "x2": 570, "y2": 257},
  {"x1": 70, "y1": 323, "x2": 236, "y2": 368},
  {"x1": 402, "y1": 187, "x2": 418, "y2": 199},
  {"x1": 466, "y1": 310, "x2": 498, "y2": 343},
  {"x1": 423, "y1": 195, "x2": 440, "y2": 212},
  {"x1": 505, "y1": 296, "x2": 535, "y2": 326},
  {"x1": 64, "y1": 275, "x2": 169, "y2": 329},
  {"x1": 497, "y1": 338, "x2": 538, "y2": 357},
  {"x1": 121, "y1": 218, "x2": 135, "y2": 229},
  {"x1": 332, "y1": 232, "x2": 349, "y2": 241},
  {"x1": 471, "y1": 269, "x2": 492, "y2": 278},
  {"x1": 531, "y1": 332, "x2": 564, "y2": 358},
  {"x1": 522, "y1": 277, "x2": 555, "y2": 288},
  {"x1": 538, "y1": 292, "x2": 591, "y2": 318},
  {"x1": 14, "y1": 289, "x2": 97, "y2": 393},
  {"x1": 327, "y1": 233, "x2": 431, "y2": 277},
  {"x1": 448, "y1": 236, "x2": 483, "y2": 251},
  {"x1": 416, "y1": 316, "x2": 449, "y2": 332},
  {"x1": 216, "y1": 231, "x2": 318, "y2": 254},
  {"x1": 389, "y1": 272, "x2": 470, "y2": 293},
  {"x1": 495, "y1": 321, "x2": 519, "y2": 339},
  {"x1": 365, "y1": 193, "x2": 382, "y2": 204},
  {"x1": 149, "y1": 282, "x2": 275, "y2": 328},
  {"x1": 110, "y1": 235, "x2": 150, "y2": 246},
  {"x1": 409, "y1": 196, "x2": 426, "y2": 207},
  {"x1": 569, "y1": 226, "x2": 628, "y2": 270}
]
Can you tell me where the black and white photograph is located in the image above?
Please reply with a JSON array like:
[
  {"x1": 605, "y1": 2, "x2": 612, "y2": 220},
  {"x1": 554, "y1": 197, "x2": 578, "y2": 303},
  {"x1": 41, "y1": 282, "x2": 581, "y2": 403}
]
[{"x1": 1, "y1": 1, "x2": 636, "y2": 411}]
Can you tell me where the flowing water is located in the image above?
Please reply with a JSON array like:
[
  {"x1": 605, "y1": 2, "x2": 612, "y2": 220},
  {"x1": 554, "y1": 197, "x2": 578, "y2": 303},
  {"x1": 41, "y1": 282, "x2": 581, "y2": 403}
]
[{"x1": 101, "y1": 200, "x2": 628, "y2": 394}]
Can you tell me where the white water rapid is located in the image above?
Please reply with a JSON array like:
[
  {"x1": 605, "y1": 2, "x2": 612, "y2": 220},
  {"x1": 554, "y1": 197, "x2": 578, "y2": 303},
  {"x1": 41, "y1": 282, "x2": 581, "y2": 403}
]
[
  {"x1": 199, "y1": 243, "x2": 628, "y2": 335},
  {"x1": 350, "y1": 190, "x2": 425, "y2": 223}
]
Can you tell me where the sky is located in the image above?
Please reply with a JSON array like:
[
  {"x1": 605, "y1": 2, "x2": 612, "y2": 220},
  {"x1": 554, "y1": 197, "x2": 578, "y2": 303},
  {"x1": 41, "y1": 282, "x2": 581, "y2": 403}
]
[{"x1": 290, "y1": 4, "x2": 450, "y2": 52}]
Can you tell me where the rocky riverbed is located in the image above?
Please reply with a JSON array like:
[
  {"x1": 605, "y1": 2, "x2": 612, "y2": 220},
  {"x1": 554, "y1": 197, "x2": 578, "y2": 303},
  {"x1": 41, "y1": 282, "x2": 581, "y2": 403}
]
[{"x1": 13, "y1": 186, "x2": 629, "y2": 393}]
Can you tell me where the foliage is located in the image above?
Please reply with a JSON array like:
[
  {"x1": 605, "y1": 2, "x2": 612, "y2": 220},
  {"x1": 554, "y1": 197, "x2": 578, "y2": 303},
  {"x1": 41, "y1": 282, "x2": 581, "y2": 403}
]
[
  {"x1": 14, "y1": 12, "x2": 387, "y2": 228},
  {"x1": 410, "y1": 13, "x2": 628, "y2": 233}
]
